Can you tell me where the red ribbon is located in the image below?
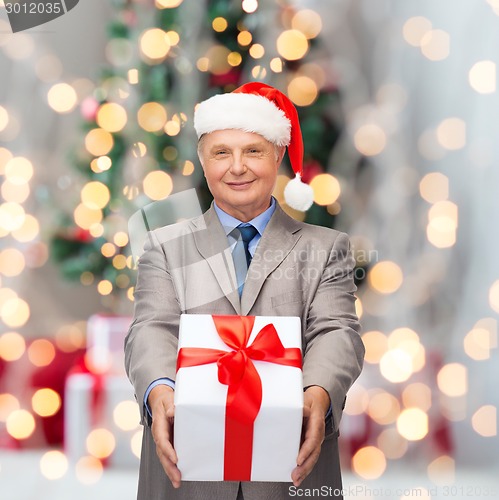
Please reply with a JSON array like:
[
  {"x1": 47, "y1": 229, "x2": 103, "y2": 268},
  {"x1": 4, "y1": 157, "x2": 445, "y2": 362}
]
[{"x1": 176, "y1": 315, "x2": 302, "y2": 481}]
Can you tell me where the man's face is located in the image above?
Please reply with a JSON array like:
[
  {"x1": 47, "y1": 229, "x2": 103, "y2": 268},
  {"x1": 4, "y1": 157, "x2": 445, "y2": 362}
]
[{"x1": 198, "y1": 129, "x2": 284, "y2": 221}]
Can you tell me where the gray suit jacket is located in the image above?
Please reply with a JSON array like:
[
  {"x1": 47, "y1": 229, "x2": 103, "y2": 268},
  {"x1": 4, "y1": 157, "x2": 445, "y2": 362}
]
[{"x1": 125, "y1": 203, "x2": 364, "y2": 500}]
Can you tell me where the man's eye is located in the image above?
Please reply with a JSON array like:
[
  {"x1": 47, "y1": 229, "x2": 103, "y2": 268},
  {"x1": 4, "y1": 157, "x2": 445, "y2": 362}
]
[
  {"x1": 215, "y1": 150, "x2": 228, "y2": 156},
  {"x1": 248, "y1": 149, "x2": 261, "y2": 154}
]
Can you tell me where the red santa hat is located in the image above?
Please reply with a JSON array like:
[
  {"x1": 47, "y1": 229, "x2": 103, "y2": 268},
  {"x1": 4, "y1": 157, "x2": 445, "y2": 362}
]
[{"x1": 193, "y1": 82, "x2": 314, "y2": 211}]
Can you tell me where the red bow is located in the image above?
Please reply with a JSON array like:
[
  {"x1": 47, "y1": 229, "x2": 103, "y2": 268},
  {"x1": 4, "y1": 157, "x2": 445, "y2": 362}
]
[{"x1": 176, "y1": 315, "x2": 302, "y2": 481}]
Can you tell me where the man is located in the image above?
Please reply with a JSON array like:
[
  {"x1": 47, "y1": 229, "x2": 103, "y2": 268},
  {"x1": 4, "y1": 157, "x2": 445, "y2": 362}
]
[{"x1": 125, "y1": 82, "x2": 364, "y2": 500}]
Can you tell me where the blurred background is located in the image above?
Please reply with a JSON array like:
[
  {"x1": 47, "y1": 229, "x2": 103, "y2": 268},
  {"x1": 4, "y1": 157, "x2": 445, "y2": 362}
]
[{"x1": 0, "y1": 0, "x2": 498, "y2": 499}]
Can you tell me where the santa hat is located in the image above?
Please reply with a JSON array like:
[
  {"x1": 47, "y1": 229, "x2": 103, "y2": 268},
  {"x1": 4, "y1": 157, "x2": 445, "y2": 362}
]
[{"x1": 193, "y1": 82, "x2": 314, "y2": 211}]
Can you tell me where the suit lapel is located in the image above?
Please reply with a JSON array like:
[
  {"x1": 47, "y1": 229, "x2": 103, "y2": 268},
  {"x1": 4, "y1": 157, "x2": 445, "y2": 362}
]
[
  {"x1": 191, "y1": 205, "x2": 241, "y2": 314},
  {"x1": 241, "y1": 204, "x2": 302, "y2": 315}
]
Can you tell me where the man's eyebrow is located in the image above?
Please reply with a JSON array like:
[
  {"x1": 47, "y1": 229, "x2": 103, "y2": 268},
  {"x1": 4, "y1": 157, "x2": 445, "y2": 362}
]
[{"x1": 209, "y1": 142, "x2": 267, "y2": 150}]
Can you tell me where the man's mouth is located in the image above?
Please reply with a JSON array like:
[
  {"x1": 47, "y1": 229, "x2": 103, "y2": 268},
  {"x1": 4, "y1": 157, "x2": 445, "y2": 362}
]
[{"x1": 226, "y1": 180, "x2": 255, "y2": 189}]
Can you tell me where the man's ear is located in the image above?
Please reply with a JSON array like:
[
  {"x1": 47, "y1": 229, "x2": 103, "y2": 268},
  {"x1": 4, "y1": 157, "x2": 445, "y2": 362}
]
[{"x1": 276, "y1": 145, "x2": 286, "y2": 166}]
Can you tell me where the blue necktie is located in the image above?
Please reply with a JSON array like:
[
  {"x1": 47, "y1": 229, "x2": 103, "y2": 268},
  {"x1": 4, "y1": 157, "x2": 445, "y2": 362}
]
[{"x1": 231, "y1": 224, "x2": 258, "y2": 296}]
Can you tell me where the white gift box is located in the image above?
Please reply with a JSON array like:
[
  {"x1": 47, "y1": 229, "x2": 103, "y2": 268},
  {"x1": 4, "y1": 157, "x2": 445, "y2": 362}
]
[
  {"x1": 86, "y1": 314, "x2": 132, "y2": 374},
  {"x1": 174, "y1": 314, "x2": 303, "y2": 482},
  {"x1": 64, "y1": 372, "x2": 141, "y2": 468}
]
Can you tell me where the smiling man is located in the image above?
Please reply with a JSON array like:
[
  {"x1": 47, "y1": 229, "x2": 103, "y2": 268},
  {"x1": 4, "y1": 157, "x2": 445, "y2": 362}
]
[{"x1": 125, "y1": 82, "x2": 364, "y2": 500}]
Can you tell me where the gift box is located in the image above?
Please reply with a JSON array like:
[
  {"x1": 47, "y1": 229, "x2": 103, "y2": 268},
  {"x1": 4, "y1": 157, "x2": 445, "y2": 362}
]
[
  {"x1": 64, "y1": 372, "x2": 141, "y2": 468},
  {"x1": 86, "y1": 314, "x2": 132, "y2": 374},
  {"x1": 174, "y1": 314, "x2": 303, "y2": 482}
]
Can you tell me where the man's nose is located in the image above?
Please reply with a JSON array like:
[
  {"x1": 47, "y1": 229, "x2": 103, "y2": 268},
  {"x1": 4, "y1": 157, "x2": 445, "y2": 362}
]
[{"x1": 229, "y1": 152, "x2": 247, "y2": 175}]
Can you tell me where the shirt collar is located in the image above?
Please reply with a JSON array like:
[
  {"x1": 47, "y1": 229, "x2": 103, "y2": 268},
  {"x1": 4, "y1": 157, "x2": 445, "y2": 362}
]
[{"x1": 214, "y1": 197, "x2": 276, "y2": 237}]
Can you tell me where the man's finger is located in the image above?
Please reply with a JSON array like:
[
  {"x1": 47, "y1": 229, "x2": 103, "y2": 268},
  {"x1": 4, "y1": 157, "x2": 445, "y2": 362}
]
[{"x1": 156, "y1": 446, "x2": 182, "y2": 488}]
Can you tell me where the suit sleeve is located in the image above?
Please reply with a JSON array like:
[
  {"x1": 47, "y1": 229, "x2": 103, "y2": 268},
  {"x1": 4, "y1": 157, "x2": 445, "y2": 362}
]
[
  {"x1": 302, "y1": 231, "x2": 365, "y2": 432},
  {"x1": 124, "y1": 231, "x2": 181, "y2": 426}
]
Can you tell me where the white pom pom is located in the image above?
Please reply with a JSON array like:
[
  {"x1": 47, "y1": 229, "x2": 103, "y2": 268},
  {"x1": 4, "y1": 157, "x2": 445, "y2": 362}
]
[{"x1": 284, "y1": 175, "x2": 314, "y2": 211}]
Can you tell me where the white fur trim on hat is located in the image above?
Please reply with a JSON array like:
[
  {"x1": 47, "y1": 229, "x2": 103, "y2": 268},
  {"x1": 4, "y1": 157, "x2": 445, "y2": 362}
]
[{"x1": 194, "y1": 93, "x2": 291, "y2": 146}]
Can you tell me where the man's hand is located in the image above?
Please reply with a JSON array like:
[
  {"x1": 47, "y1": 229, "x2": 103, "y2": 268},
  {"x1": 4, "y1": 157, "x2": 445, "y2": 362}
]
[
  {"x1": 148, "y1": 384, "x2": 181, "y2": 488},
  {"x1": 291, "y1": 385, "x2": 330, "y2": 487}
]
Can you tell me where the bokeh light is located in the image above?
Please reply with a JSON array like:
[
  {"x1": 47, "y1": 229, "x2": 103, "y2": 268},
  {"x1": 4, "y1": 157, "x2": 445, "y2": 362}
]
[
  {"x1": 204, "y1": 45, "x2": 231, "y2": 75},
  {"x1": 131, "y1": 429, "x2": 143, "y2": 458},
  {"x1": 156, "y1": 0, "x2": 183, "y2": 8},
  {"x1": 471, "y1": 405, "x2": 497, "y2": 437},
  {"x1": 0, "y1": 179, "x2": 31, "y2": 203},
  {"x1": 75, "y1": 456, "x2": 104, "y2": 485},
  {"x1": 1, "y1": 297, "x2": 30, "y2": 327},
  {"x1": 143, "y1": 171, "x2": 173, "y2": 200},
  {"x1": 419, "y1": 172, "x2": 449, "y2": 203},
  {"x1": 182, "y1": 160, "x2": 195, "y2": 176},
  {"x1": 85, "y1": 128, "x2": 114, "y2": 156},
  {"x1": 81, "y1": 181, "x2": 111, "y2": 210},
  {"x1": 139, "y1": 28, "x2": 171, "y2": 62},
  {"x1": 237, "y1": 31, "x2": 252, "y2": 47},
  {"x1": 11, "y1": 214, "x2": 39, "y2": 242},
  {"x1": 402, "y1": 16, "x2": 432, "y2": 47},
  {"x1": 74, "y1": 203, "x2": 103, "y2": 230},
  {"x1": 427, "y1": 455, "x2": 455, "y2": 485},
  {"x1": 309, "y1": 174, "x2": 340, "y2": 205},
  {"x1": 32, "y1": 388, "x2": 62, "y2": 417},
  {"x1": 0, "y1": 147, "x2": 13, "y2": 174},
  {"x1": 396, "y1": 408, "x2": 428, "y2": 440},
  {"x1": 352, "y1": 446, "x2": 386, "y2": 480},
  {"x1": 0, "y1": 202, "x2": 26, "y2": 231},
  {"x1": 249, "y1": 43, "x2": 265, "y2": 59},
  {"x1": 377, "y1": 428, "x2": 408, "y2": 459},
  {"x1": 242, "y1": 0, "x2": 258, "y2": 14},
  {"x1": 436, "y1": 118, "x2": 466, "y2": 150},
  {"x1": 96, "y1": 103, "x2": 128, "y2": 133},
  {"x1": 114, "y1": 231, "x2": 129, "y2": 247},
  {"x1": 270, "y1": 57, "x2": 283, "y2": 73},
  {"x1": 137, "y1": 102, "x2": 167, "y2": 132},
  {"x1": 469, "y1": 60, "x2": 496, "y2": 94},
  {"x1": 464, "y1": 327, "x2": 493, "y2": 360},
  {"x1": 276, "y1": 30, "x2": 309, "y2": 61},
  {"x1": 380, "y1": 348, "x2": 413, "y2": 383},
  {"x1": 0, "y1": 393, "x2": 20, "y2": 422},
  {"x1": 0, "y1": 105, "x2": 8, "y2": 132},
  {"x1": 489, "y1": 280, "x2": 499, "y2": 313},
  {"x1": 86, "y1": 428, "x2": 116, "y2": 459},
  {"x1": 39, "y1": 451, "x2": 68, "y2": 480},
  {"x1": 362, "y1": 330, "x2": 388, "y2": 364},
  {"x1": 402, "y1": 383, "x2": 432, "y2": 411},
  {"x1": 113, "y1": 400, "x2": 140, "y2": 431},
  {"x1": 353, "y1": 124, "x2": 387, "y2": 156},
  {"x1": 97, "y1": 280, "x2": 113, "y2": 296},
  {"x1": 288, "y1": 76, "x2": 318, "y2": 107},
  {"x1": 228, "y1": 51, "x2": 243, "y2": 67},
  {"x1": 428, "y1": 201, "x2": 457, "y2": 246},
  {"x1": 344, "y1": 383, "x2": 369, "y2": 416},
  {"x1": 291, "y1": 9, "x2": 322, "y2": 39},
  {"x1": 0, "y1": 248, "x2": 25, "y2": 277},
  {"x1": 5, "y1": 156, "x2": 33, "y2": 185},
  {"x1": 47, "y1": 83, "x2": 78, "y2": 113},
  {"x1": 368, "y1": 391, "x2": 400, "y2": 425},
  {"x1": 27, "y1": 339, "x2": 56, "y2": 367},
  {"x1": 368, "y1": 261, "x2": 403, "y2": 294},
  {"x1": 6, "y1": 409, "x2": 36, "y2": 439},
  {"x1": 420, "y1": 29, "x2": 450, "y2": 61},
  {"x1": 437, "y1": 363, "x2": 467, "y2": 397}
]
